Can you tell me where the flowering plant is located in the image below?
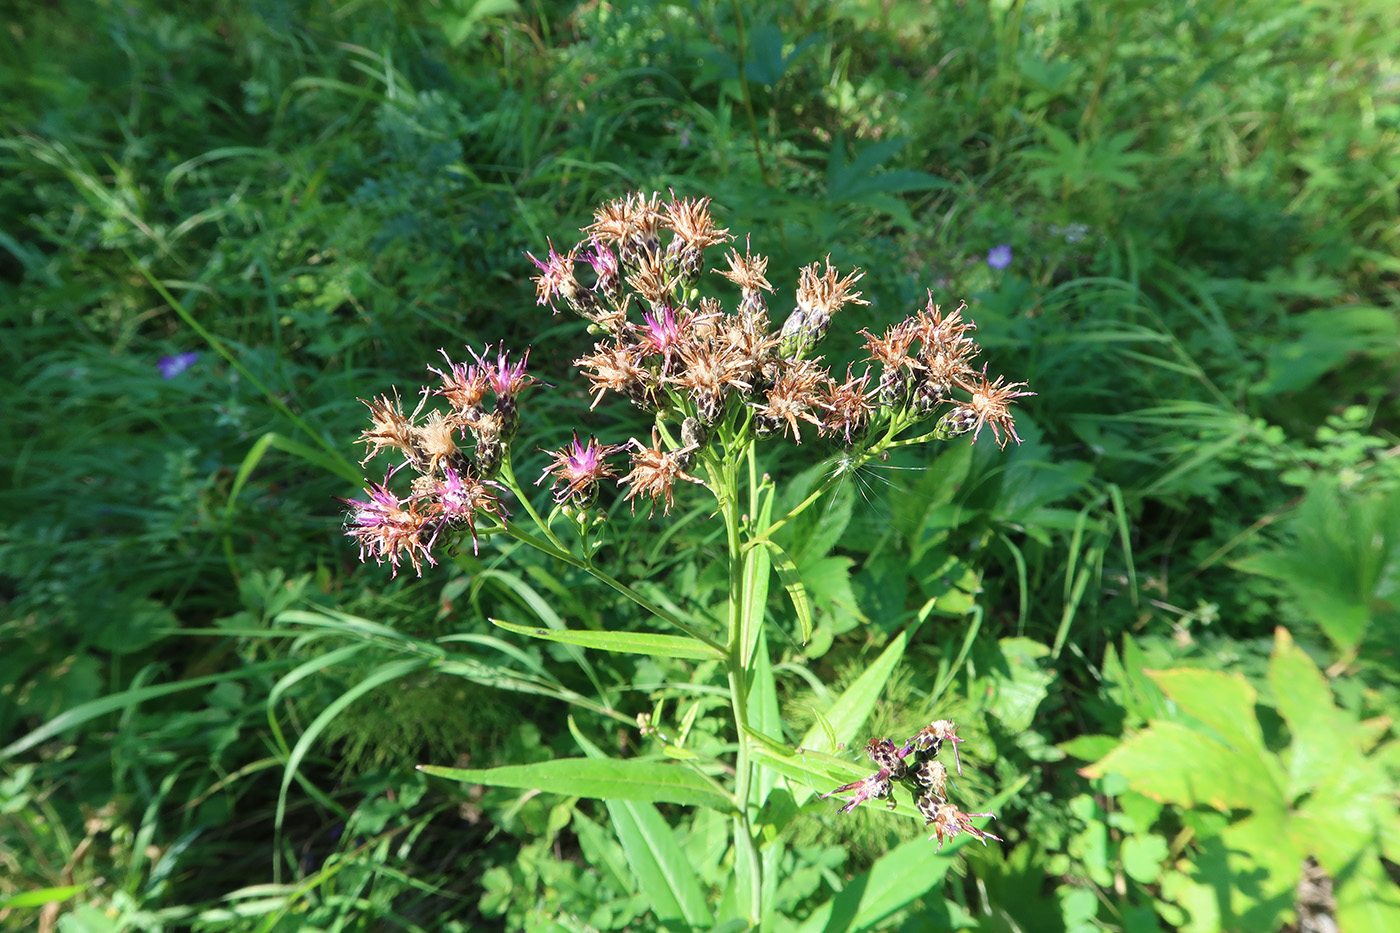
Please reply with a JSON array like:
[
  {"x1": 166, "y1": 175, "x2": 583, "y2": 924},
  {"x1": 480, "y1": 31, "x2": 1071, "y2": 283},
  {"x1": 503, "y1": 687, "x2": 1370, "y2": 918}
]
[{"x1": 342, "y1": 192, "x2": 1030, "y2": 923}]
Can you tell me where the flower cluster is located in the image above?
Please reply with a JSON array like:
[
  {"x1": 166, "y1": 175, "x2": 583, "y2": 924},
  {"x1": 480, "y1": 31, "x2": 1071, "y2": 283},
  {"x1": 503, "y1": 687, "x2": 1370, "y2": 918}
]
[
  {"x1": 531, "y1": 192, "x2": 1030, "y2": 507},
  {"x1": 821, "y1": 719, "x2": 1001, "y2": 850},
  {"x1": 340, "y1": 345, "x2": 532, "y2": 575},
  {"x1": 344, "y1": 192, "x2": 1033, "y2": 570}
]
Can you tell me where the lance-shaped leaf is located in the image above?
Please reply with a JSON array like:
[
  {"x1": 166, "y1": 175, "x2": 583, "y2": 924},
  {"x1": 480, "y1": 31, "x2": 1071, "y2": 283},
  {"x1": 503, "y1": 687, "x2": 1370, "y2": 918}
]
[
  {"x1": 420, "y1": 758, "x2": 734, "y2": 811},
  {"x1": 762, "y1": 539, "x2": 813, "y2": 644},
  {"x1": 490, "y1": 617, "x2": 725, "y2": 660}
]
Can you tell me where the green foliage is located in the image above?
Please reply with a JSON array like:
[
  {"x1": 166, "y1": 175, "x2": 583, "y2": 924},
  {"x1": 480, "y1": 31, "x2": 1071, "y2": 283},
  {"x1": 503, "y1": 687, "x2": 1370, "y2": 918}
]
[
  {"x1": 1082, "y1": 629, "x2": 1400, "y2": 932},
  {"x1": 3, "y1": 0, "x2": 1398, "y2": 929}
]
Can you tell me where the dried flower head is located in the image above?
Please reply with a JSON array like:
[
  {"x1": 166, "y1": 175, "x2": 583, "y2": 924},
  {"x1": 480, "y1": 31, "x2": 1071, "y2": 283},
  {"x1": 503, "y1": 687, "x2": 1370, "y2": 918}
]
[
  {"x1": 823, "y1": 716, "x2": 999, "y2": 851},
  {"x1": 357, "y1": 392, "x2": 421, "y2": 469},
  {"x1": 575, "y1": 340, "x2": 658, "y2": 410},
  {"x1": 817, "y1": 366, "x2": 877, "y2": 444},
  {"x1": 431, "y1": 351, "x2": 491, "y2": 419},
  {"x1": 619, "y1": 429, "x2": 705, "y2": 516},
  {"x1": 956, "y1": 365, "x2": 1035, "y2": 449},
  {"x1": 663, "y1": 193, "x2": 732, "y2": 280},
  {"x1": 752, "y1": 358, "x2": 827, "y2": 442}
]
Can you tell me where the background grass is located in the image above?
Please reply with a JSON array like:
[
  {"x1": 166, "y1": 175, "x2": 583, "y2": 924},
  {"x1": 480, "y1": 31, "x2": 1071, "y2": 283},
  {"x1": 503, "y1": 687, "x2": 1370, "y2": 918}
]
[{"x1": 3, "y1": 1, "x2": 1398, "y2": 931}]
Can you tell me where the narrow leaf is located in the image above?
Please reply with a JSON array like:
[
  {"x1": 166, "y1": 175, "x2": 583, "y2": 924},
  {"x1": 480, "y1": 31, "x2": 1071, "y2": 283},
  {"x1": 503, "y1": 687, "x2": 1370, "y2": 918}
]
[
  {"x1": 420, "y1": 758, "x2": 734, "y2": 811},
  {"x1": 490, "y1": 617, "x2": 724, "y2": 660},
  {"x1": 787, "y1": 627, "x2": 911, "y2": 807},
  {"x1": 763, "y1": 540, "x2": 813, "y2": 644},
  {"x1": 570, "y1": 721, "x2": 714, "y2": 926}
]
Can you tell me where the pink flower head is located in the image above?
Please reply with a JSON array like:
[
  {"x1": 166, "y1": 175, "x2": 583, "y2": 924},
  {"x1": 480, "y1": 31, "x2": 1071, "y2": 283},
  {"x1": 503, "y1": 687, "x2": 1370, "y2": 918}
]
[
  {"x1": 430, "y1": 349, "x2": 491, "y2": 416},
  {"x1": 821, "y1": 768, "x2": 895, "y2": 814},
  {"x1": 635, "y1": 304, "x2": 686, "y2": 364},
  {"x1": 474, "y1": 344, "x2": 538, "y2": 399},
  {"x1": 583, "y1": 239, "x2": 618, "y2": 281},
  {"x1": 537, "y1": 431, "x2": 619, "y2": 505},
  {"x1": 341, "y1": 483, "x2": 435, "y2": 577},
  {"x1": 426, "y1": 464, "x2": 509, "y2": 555},
  {"x1": 525, "y1": 239, "x2": 581, "y2": 312}
]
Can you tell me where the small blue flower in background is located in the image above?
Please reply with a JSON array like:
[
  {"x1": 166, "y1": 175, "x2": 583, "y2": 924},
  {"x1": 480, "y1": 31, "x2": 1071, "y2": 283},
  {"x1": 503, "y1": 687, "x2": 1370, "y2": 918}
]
[
  {"x1": 158, "y1": 352, "x2": 199, "y2": 379},
  {"x1": 986, "y1": 245, "x2": 1013, "y2": 270}
]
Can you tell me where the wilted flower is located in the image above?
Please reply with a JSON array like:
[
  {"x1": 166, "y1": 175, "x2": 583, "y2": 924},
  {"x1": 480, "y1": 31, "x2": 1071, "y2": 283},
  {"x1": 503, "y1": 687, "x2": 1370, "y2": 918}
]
[
  {"x1": 340, "y1": 484, "x2": 436, "y2": 577},
  {"x1": 823, "y1": 717, "x2": 1000, "y2": 851}
]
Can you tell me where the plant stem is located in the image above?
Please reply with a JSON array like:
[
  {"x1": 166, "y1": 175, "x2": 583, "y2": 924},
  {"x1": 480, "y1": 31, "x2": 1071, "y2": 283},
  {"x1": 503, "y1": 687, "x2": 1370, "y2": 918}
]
[{"x1": 716, "y1": 446, "x2": 763, "y2": 926}]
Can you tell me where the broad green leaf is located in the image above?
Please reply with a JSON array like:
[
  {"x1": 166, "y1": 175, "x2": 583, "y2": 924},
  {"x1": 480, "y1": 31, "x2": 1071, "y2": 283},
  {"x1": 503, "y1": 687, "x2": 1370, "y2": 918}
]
[
  {"x1": 1083, "y1": 720, "x2": 1286, "y2": 812},
  {"x1": 1333, "y1": 857, "x2": 1400, "y2": 933},
  {"x1": 763, "y1": 540, "x2": 813, "y2": 644},
  {"x1": 1147, "y1": 668, "x2": 1269, "y2": 760},
  {"x1": 1266, "y1": 627, "x2": 1347, "y2": 795},
  {"x1": 570, "y1": 721, "x2": 713, "y2": 927},
  {"x1": 489, "y1": 617, "x2": 724, "y2": 661},
  {"x1": 795, "y1": 836, "x2": 957, "y2": 933},
  {"x1": 419, "y1": 758, "x2": 733, "y2": 811}
]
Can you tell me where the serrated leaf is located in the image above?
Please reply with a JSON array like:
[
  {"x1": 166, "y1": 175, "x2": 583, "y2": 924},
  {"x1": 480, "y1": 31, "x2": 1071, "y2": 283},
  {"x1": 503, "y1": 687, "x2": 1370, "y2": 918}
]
[
  {"x1": 1082, "y1": 720, "x2": 1286, "y2": 812},
  {"x1": 1147, "y1": 668, "x2": 1268, "y2": 757},
  {"x1": 419, "y1": 758, "x2": 733, "y2": 811},
  {"x1": 489, "y1": 617, "x2": 724, "y2": 660}
]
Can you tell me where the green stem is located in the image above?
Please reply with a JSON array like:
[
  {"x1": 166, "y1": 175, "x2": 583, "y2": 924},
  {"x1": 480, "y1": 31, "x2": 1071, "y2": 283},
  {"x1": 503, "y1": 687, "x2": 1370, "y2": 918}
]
[{"x1": 716, "y1": 448, "x2": 763, "y2": 926}]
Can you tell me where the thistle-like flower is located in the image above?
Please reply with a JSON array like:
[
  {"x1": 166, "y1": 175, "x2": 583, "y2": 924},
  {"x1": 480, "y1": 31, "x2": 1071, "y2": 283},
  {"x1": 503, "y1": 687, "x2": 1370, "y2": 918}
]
[
  {"x1": 526, "y1": 239, "x2": 586, "y2": 314},
  {"x1": 956, "y1": 365, "x2": 1035, "y2": 449},
  {"x1": 619, "y1": 430, "x2": 705, "y2": 516},
  {"x1": 341, "y1": 484, "x2": 436, "y2": 577},
  {"x1": 537, "y1": 432, "x2": 620, "y2": 508}
]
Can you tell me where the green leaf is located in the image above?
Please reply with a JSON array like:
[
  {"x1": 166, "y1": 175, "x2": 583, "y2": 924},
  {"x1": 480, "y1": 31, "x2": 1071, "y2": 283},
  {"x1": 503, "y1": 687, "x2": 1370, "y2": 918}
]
[
  {"x1": 749, "y1": 628, "x2": 784, "y2": 807},
  {"x1": 2, "y1": 660, "x2": 290, "y2": 760},
  {"x1": 277, "y1": 658, "x2": 430, "y2": 834},
  {"x1": 489, "y1": 617, "x2": 724, "y2": 661},
  {"x1": 795, "y1": 836, "x2": 957, "y2": 933},
  {"x1": 763, "y1": 540, "x2": 813, "y2": 644},
  {"x1": 1333, "y1": 857, "x2": 1400, "y2": 933},
  {"x1": 0, "y1": 886, "x2": 82, "y2": 908},
  {"x1": 419, "y1": 758, "x2": 734, "y2": 811},
  {"x1": 1147, "y1": 668, "x2": 1270, "y2": 761},
  {"x1": 758, "y1": 626, "x2": 913, "y2": 808},
  {"x1": 570, "y1": 721, "x2": 714, "y2": 927},
  {"x1": 1082, "y1": 719, "x2": 1286, "y2": 812}
]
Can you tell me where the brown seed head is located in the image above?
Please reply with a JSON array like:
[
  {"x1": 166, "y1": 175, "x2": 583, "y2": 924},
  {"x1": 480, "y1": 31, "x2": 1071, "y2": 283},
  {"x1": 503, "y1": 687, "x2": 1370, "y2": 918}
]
[
  {"x1": 956, "y1": 364, "x2": 1034, "y2": 449},
  {"x1": 357, "y1": 392, "x2": 420, "y2": 468},
  {"x1": 619, "y1": 429, "x2": 705, "y2": 516},
  {"x1": 575, "y1": 340, "x2": 657, "y2": 410},
  {"x1": 752, "y1": 358, "x2": 827, "y2": 442},
  {"x1": 796, "y1": 256, "x2": 870, "y2": 318}
]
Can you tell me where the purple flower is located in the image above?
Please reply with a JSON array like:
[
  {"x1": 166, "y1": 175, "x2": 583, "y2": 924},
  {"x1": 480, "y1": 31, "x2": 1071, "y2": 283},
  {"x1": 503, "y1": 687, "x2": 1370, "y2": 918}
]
[
  {"x1": 986, "y1": 245, "x2": 1013, "y2": 271},
  {"x1": 158, "y1": 352, "x2": 199, "y2": 379}
]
